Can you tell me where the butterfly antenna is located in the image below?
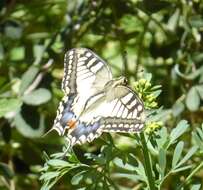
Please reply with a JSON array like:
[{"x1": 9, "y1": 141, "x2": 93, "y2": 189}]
[
  {"x1": 41, "y1": 127, "x2": 56, "y2": 138},
  {"x1": 121, "y1": 50, "x2": 128, "y2": 77}
]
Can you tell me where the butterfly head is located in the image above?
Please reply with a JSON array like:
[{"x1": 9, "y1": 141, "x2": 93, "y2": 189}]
[{"x1": 105, "y1": 76, "x2": 128, "y2": 89}]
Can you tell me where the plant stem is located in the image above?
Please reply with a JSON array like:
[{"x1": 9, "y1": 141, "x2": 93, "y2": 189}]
[
  {"x1": 178, "y1": 161, "x2": 203, "y2": 189},
  {"x1": 140, "y1": 132, "x2": 157, "y2": 190}
]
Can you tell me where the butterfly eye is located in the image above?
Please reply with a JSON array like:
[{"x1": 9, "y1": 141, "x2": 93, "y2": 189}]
[{"x1": 124, "y1": 78, "x2": 128, "y2": 85}]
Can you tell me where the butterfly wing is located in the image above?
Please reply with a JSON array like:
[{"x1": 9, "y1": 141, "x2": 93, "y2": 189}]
[
  {"x1": 80, "y1": 85, "x2": 145, "y2": 129},
  {"x1": 62, "y1": 48, "x2": 112, "y2": 116},
  {"x1": 66, "y1": 86, "x2": 145, "y2": 146},
  {"x1": 52, "y1": 48, "x2": 113, "y2": 135},
  {"x1": 51, "y1": 48, "x2": 145, "y2": 146},
  {"x1": 100, "y1": 86, "x2": 145, "y2": 133}
]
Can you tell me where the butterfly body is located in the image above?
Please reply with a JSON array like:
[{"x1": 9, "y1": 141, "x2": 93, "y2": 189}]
[{"x1": 51, "y1": 48, "x2": 145, "y2": 146}]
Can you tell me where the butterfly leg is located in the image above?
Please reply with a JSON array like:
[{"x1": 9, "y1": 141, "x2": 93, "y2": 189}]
[{"x1": 60, "y1": 139, "x2": 72, "y2": 159}]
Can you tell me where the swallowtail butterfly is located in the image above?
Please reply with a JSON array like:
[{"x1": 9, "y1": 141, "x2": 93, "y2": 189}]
[{"x1": 51, "y1": 48, "x2": 145, "y2": 146}]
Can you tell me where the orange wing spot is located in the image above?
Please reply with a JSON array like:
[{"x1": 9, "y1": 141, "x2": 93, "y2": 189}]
[{"x1": 67, "y1": 120, "x2": 76, "y2": 129}]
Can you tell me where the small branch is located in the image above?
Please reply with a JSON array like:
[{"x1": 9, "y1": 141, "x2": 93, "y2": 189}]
[
  {"x1": 24, "y1": 59, "x2": 53, "y2": 95},
  {"x1": 178, "y1": 161, "x2": 203, "y2": 189},
  {"x1": 0, "y1": 176, "x2": 10, "y2": 189},
  {"x1": 135, "y1": 18, "x2": 150, "y2": 79},
  {"x1": 8, "y1": 159, "x2": 15, "y2": 190},
  {"x1": 140, "y1": 132, "x2": 157, "y2": 190}
]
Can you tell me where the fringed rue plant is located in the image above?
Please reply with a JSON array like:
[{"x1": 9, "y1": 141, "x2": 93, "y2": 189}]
[{"x1": 40, "y1": 74, "x2": 201, "y2": 190}]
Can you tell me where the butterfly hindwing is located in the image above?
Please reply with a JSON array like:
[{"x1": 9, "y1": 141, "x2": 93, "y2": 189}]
[{"x1": 79, "y1": 86, "x2": 144, "y2": 124}]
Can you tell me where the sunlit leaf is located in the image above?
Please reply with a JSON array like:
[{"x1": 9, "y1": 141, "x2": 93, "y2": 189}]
[
  {"x1": 22, "y1": 88, "x2": 51, "y2": 105},
  {"x1": 40, "y1": 171, "x2": 60, "y2": 181},
  {"x1": 71, "y1": 171, "x2": 86, "y2": 185},
  {"x1": 47, "y1": 159, "x2": 72, "y2": 168},
  {"x1": 169, "y1": 120, "x2": 189, "y2": 145},
  {"x1": 192, "y1": 131, "x2": 203, "y2": 150},
  {"x1": 0, "y1": 98, "x2": 22, "y2": 118},
  {"x1": 167, "y1": 8, "x2": 180, "y2": 32},
  {"x1": 176, "y1": 146, "x2": 198, "y2": 167},
  {"x1": 171, "y1": 165, "x2": 192, "y2": 173},
  {"x1": 172, "y1": 141, "x2": 184, "y2": 168},
  {"x1": 196, "y1": 85, "x2": 203, "y2": 100},
  {"x1": 113, "y1": 158, "x2": 136, "y2": 171},
  {"x1": 191, "y1": 184, "x2": 201, "y2": 190},
  {"x1": 186, "y1": 87, "x2": 200, "y2": 111},
  {"x1": 10, "y1": 47, "x2": 25, "y2": 61},
  {"x1": 19, "y1": 66, "x2": 39, "y2": 95},
  {"x1": 14, "y1": 112, "x2": 45, "y2": 138},
  {"x1": 5, "y1": 24, "x2": 23, "y2": 39},
  {"x1": 158, "y1": 148, "x2": 166, "y2": 177}
]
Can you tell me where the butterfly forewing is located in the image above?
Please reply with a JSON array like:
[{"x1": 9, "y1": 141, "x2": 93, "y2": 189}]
[
  {"x1": 62, "y1": 48, "x2": 113, "y2": 118},
  {"x1": 62, "y1": 48, "x2": 112, "y2": 95},
  {"x1": 52, "y1": 48, "x2": 145, "y2": 146}
]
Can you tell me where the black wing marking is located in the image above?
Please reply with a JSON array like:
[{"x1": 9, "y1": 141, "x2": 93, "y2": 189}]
[
  {"x1": 62, "y1": 48, "x2": 112, "y2": 96},
  {"x1": 78, "y1": 86, "x2": 145, "y2": 124}
]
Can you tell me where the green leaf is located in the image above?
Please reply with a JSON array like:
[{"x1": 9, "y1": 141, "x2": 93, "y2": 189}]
[
  {"x1": 40, "y1": 171, "x2": 60, "y2": 181},
  {"x1": 153, "y1": 89, "x2": 162, "y2": 98},
  {"x1": 113, "y1": 158, "x2": 136, "y2": 171},
  {"x1": 134, "y1": 160, "x2": 147, "y2": 183},
  {"x1": 174, "y1": 64, "x2": 203, "y2": 80},
  {"x1": 191, "y1": 184, "x2": 201, "y2": 190},
  {"x1": 0, "y1": 98, "x2": 22, "y2": 118},
  {"x1": 186, "y1": 87, "x2": 200, "y2": 111},
  {"x1": 112, "y1": 173, "x2": 141, "y2": 182},
  {"x1": 167, "y1": 8, "x2": 180, "y2": 32},
  {"x1": 146, "y1": 109, "x2": 172, "y2": 123},
  {"x1": 14, "y1": 112, "x2": 45, "y2": 138},
  {"x1": 0, "y1": 162, "x2": 14, "y2": 179},
  {"x1": 10, "y1": 47, "x2": 25, "y2": 61},
  {"x1": 158, "y1": 148, "x2": 166, "y2": 177},
  {"x1": 172, "y1": 141, "x2": 184, "y2": 168},
  {"x1": 156, "y1": 127, "x2": 169, "y2": 150},
  {"x1": 47, "y1": 159, "x2": 72, "y2": 168},
  {"x1": 176, "y1": 146, "x2": 198, "y2": 167},
  {"x1": 196, "y1": 85, "x2": 203, "y2": 100},
  {"x1": 192, "y1": 53, "x2": 203, "y2": 63},
  {"x1": 22, "y1": 88, "x2": 51, "y2": 105},
  {"x1": 169, "y1": 120, "x2": 189, "y2": 145},
  {"x1": 120, "y1": 15, "x2": 143, "y2": 33},
  {"x1": 171, "y1": 165, "x2": 192, "y2": 173},
  {"x1": 192, "y1": 132, "x2": 203, "y2": 150},
  {"x1": 19, "y1": 66, "x2": 39, "y2": 95},
  {"x1": 5, "y1": 24, "x2": 22, "y2": 39},
  {"x1": 154, "y1": 127, "x2": 169, "y2": 150},
  {"x1": 71, "y1": 171, "x2": 86, "y2": 185},
  {"x1": 172, "y1": 101, "x2": 185, "y2": 117},
  {"x1": 196, "y1": 127, "x2": 203, "y2": 140}
]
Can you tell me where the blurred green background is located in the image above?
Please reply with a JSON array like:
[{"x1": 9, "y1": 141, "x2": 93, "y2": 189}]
[{"x1": 0, "y1": 0, "x2": 203, "y2": 190}]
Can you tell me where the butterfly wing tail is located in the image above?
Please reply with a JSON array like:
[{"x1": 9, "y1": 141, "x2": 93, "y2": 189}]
[{"x1": 42, "y1": 124, "x2": 63, "y2": 137}]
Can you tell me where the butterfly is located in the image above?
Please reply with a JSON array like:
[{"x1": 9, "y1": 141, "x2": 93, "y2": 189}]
[{"x1": 51, "y1": 48, "x2": 145, "y2": 146}]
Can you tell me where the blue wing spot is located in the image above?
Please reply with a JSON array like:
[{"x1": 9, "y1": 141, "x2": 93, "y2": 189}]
[
  {"x1": 70, "y1": 122, "x2": 100, "y2": 140},
  {"x1": 60, "y1": 95, "x2": 76, "y2": 128},
  {"x1": 60, "y1": 112, "x2": 74, "y2": 126}
]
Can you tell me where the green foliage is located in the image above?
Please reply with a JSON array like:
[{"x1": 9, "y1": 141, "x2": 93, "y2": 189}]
[{"x1": 0, "y1": 0, "x2": 203, "y2": 190}]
